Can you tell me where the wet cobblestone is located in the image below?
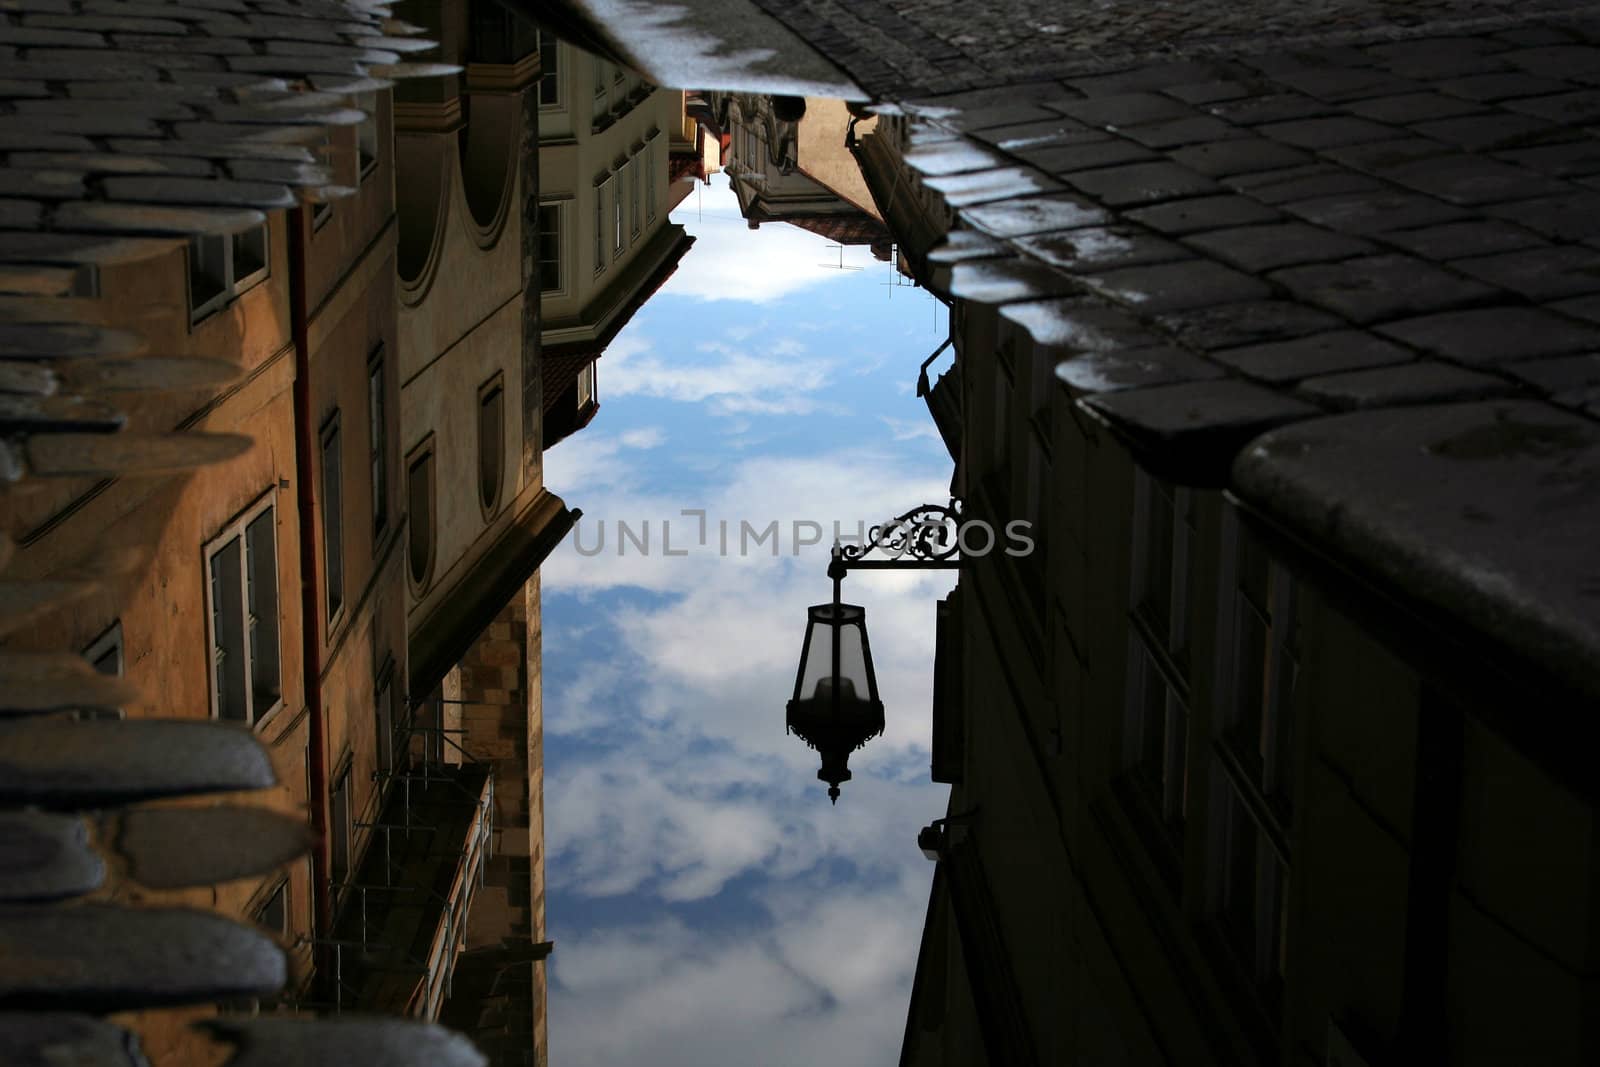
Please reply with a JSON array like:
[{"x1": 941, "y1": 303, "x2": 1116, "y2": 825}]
[{"x1": 745, "y1": 0, "x2": 1600, "y2": 100}]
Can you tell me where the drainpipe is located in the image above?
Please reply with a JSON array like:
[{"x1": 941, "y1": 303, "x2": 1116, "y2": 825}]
[{"x1": 287, "y1": 205, "x2": 333, "y2": 982}]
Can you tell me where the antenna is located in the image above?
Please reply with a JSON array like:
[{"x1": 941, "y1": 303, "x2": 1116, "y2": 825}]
[{"x1": 818, "y1": 243, "x2": 863, "y2": 271}]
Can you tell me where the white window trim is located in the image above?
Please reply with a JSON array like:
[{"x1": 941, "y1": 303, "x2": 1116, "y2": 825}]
[
  {"x1": 538, "y1": 198, "x2": 569, "y2": 298},
  {"x1": 84, "y1": 620, "x2": 124, "y2": 677},
  {"x1": 644, "y1": 130, "x2": 660, "y2": 223},
  {"x1": 538, "y1": 33, "x2": 563, "y2": 110},
  {"x1": 203, "y1": 490, "x2": 282, "y2": 729},
  {"x1": 612, "y1": 162, "x2": 626, "y2": 258},
  {"x1": 188, "y1": 225, "x2": 270, "y2": 326},
  {"x1": 593, "y1": 177, "x2": 611, "y2": 275}
]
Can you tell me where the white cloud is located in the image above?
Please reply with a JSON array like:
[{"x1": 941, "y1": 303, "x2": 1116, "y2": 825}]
[
  {"x1": 619, "y1": 426, "x2": 666, "y2": 449},
  {"x1": 665, "y1": 174, "x2": 863, "y2": 304},
  {"x1": 600, "y1": 332, "x2": 834, "y2": 417}
]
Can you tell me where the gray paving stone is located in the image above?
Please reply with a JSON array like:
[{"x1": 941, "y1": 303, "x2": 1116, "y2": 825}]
[
  {"x1": 1233, "y1": 166, "x2": 1387, "y2": 205},
  {"x1": 922, "y1": 166, "x2": 1064, "y2": 207},
  {"x1": 1001, "y1": 298, "x2": 1164, "y2": 352},
  {"x1": 1169, "y1": 137, "x2": 1311, "y2": 177},
  {"x1": 1382, "y1": 219, "x2": 1549, "y2": 259},
  {"x1": 1501, "y1": 45, "x2": 1600, "y2": 80},
  {"x1": 1119, "y1": 115, "x2": 1248, "y2": 149},
  {"x1": 1507, "y1": 352, "x2": 1600, "y2": 393},
  {"x1": 1185, "y1": 221, "x2": 1375, "y2": 272},
  {"x1": 960, "y1": 193, "x2": 1110, "y2": 238},
  {"x1": 904, "y1": 139, "x2": 1011, "y2": 176},
  {"x1": 1495, "y1": 140, "x2": 1600, "y2": 178},
  {"x1": 1282, "y1": 190, "x2": 1469, "y2": 234},
  {"x1": 100, "y1": 176, "x2": 296, "y2": 209},
  {"x1": 1212, "y1": 329, "x2": 1413, "y2": 383},
  {"x1": 1067, "y1": 60, "x2": 1237, "y2": 98},
  {"x1": 1507, "y1": 90, "x2": 1600, "y2": 124},
  {"x1": 1054, "y1": 91, "x2": 1194, "y2": 128},
  {"x1": 1209, "y1": 92, "x2": 1336, "y2": 126},
  {"x1": 1552, "y1": 293, "x2": 1600, "y2": 323},
  {"x1": 1078, "y1": 258, "x2": 1271, "y2": 313},
  {"x1": 1295, "y1": 360, "x2": 1515, "y2": 409},
  {"x1": 1062, "y1": 160, "x2": 1220, "y2": 206},
  {"x1": 1347, "y1": 91, "x2": 1485, "y2": 123},
  {"x1": 936, "y1": 256, "x2": 1083, "y2": 305},
  {"x1": 1271, "y1": 66, "x2": 1418, "y2": 103},
  {"x1": 1018, "y1": 138, "x2": 1157, "y2": 174},
  {"x1": 208, "y1": 1018, "x2": 488, "y2": 1067},
  {"x1": 1083, "y1": 378, "x2": 1318, "y2": 484},
  {"x1": 969, "y1": 117, "x2": 1102, "y2": 153},
  {"x1": 1434, "y1": 72, "x2": 1570, "y2": 102},
  {"x1": 1156, "y1": 300, "x2": 1346, "y2": 350},
  {"x1": 1054, "y1": 346, "x2": 1225, "y2": 393},
  {"x1": 1231, "y1": 400, "x2": 1600, "y2": 705},
  {"x1": 0, "y1": 1013, "x2": 148, "y2": 1067},
  {"x1": 1486, "y1": 193, "x2": 1600, "y2": 239},
  {"x1": 1454, "y1": 245, "x2": 1600, "y2": 300},
  {"x1": 1410, "y1": 112, "x2": 1567, "y2": 152},
  {"x1": 926, "y1": 229, "x2": 1010, "y2": 264},
  {"x1": 1270, "y1": 254, "x2": 1499, "y2": 323},
  {"x1": 941, "y1": 102, "x2": 1061, "y2": 132},
  {"x1": 1320, "y1": 137, "x2": 1454, "y2": 172},
  {"x1": 1382, "y1": 154, "x2": 1569, "y2": 205},
  {"x1": 1377, "y1": 306, "x2": 1600, "y2": 364},
  {"x1": 1016, "y1": 226, "x2": 1188, "y2": 272},
  {"x1": 1126, "y1": 194, "x2": 1282, "y2": 235},
  {"x1": 1165, "y1": 80, "x2": 1256, "y2": 105},
  {"x1": 1256, "y1": 115, "x2": 1399, "y2": 148}
]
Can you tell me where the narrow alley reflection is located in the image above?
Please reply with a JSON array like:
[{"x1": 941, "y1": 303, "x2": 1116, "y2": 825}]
[{"x1": 8, "y1": 2, "x2": 1600, "y2": 1067}]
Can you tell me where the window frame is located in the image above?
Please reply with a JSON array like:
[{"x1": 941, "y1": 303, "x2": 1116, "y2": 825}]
[
  {"x1": 84, "y1": 620, "x2": 124, "y2": 678},
  {"x1": 254, "y1": 877, "x2": 290, "y2": 937},
  {"x1": 537, "y1": 200, "x2": 565, "y2": 296},
  {"x1": 628, "y1": 147, "x2": 642, "y2": 239},
  {"x1": 329, "y1": 759, "x2": 353, "y2": 894},
  {"x1": 477, "y1": 373, "x2": 506, "y2": 518},
  {"x1": 612, "y1": 162, "x2": 626, "y2": 258},
  {"x1": 187, "y1": 223, "x2": 270, "y2": 326},
  {"x1": 320, "y1": 411, "x2": 345, "y2": 628},
  {"x1": 644, "y1": 133, "x2": 658, "y2": 223},
  {"x1": 202, "y1": 490, "x2": 282, "y2": 729},
  {"x1": 406, "y1": 437, "x2": 437, "y2": 593},
  {"x1": 367, "y1": 346, "x2": 388, "y2": 539},
  {"x1": 538, "y1": 31, "x2": 561, "y2": 108},
  {"x1": 356, "y1": 91, "x2": 380, "y2": 182},
  {"x1": 1204, "y1": 508, "x2": 1300, "y2": 995},
  {"x1": 593, "y1": 176, "x2": 610, "y2": 275}
]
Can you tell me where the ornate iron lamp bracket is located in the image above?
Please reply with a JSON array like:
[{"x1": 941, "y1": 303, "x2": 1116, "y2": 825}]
[{"x1": 828, "y1": 500, "x2": 963, "y2": 585}]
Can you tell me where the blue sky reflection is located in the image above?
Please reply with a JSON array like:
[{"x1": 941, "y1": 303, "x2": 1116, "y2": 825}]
[{"x1": 541, "y1": 174, "x2": 957, "y2": 1065}]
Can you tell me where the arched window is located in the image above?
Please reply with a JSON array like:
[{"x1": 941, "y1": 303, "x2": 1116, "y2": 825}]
[
  {"x1": 478, "y1": 376, "x2": 505, "y2": 516},
  {"x1": 407, "y1": 440, "x2": 436, "y2": 590}
]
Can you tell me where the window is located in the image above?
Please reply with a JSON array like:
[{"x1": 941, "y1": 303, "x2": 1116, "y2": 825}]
[
  {"x1": 205, "y1": 494, "x2": 281, "y2": 727},
  {"x1": 577, "y1": 361, "x2": 595, "y2": 409},
  {"x1": 644, "y1": 136, "x2": 657, "y2": 221},
  {"x1": 367, "y1": 349, "x2": 387, "y2": 537},
  {"x1": 629, "y1": 153, "x2": 641, "y2": 239},
  {"x1": 320, "y1": 413, "x2": 344, "y2": 624},
  {"x1": 407, "y1": 442, "x2": 436, "y2": 589},
  {"x1": 478, "y1": 376, "x2": 505, "y2": 515},
  {"x1": 538, "y1": 31, "x2": 560, "y2": 106},
  {"x1": 188, "y1": 224, "x2": 269, "y2": 323},
  {"x1": 613, "y1": 172, "x2": 624, "y2": 257},
  {"x1": 357, "y1": 91, "x2": 379, "y2": 179},
  {"x1": 538, "y1": 203, "x2": 561, "y2": 293},
  {"x1": 329, "y1": 764, "x2": 352, "y2": 890},
  {"x1": 255, "y1": 880, "x2": 288, "y2": 936},
  {"x1": 375, "y1": 658, "x2": 399, "y2": 777},
  {"x1": 1121, "y1": 471, "x2": 1194, "y2": 858},
  {"x1": 1207, "y1": 511, "x2": 1299, "y2": 994},
  {"x1": 84, "y1": 621, "x2": 123, "y2": 677},
  {"x1": 593, "y1": 179, "x2": 609, "y2": 274}
]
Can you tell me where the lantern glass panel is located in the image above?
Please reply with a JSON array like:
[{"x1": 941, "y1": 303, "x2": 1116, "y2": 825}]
[{"x1": 796, "y1": 603, "x2": 874, "y2": 704}]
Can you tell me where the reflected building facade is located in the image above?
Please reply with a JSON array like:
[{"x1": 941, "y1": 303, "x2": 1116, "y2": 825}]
[
  {"x1": 534, "y1": 32, "x2": 695, "y2": 447},
  {"x1": 856, "y1": 113, "x2": 1600, "y2": 1067}
]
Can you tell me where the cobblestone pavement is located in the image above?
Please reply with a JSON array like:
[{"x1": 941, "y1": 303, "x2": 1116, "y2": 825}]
[{"x1": 745, "y1": 0, "x2": 1600, "y2": 100}]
